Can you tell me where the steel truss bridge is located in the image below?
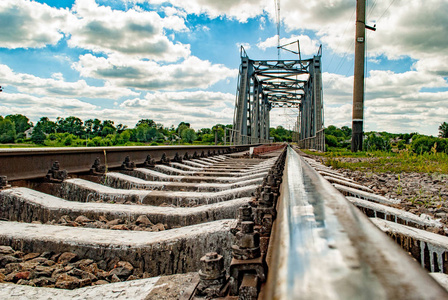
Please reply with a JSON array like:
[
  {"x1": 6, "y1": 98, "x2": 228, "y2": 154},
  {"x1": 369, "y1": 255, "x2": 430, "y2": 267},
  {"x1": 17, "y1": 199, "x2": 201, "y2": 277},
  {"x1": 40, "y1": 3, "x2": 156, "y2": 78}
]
[{"x1": 230, "y1": 45, "x2": 325, "y2": 151}]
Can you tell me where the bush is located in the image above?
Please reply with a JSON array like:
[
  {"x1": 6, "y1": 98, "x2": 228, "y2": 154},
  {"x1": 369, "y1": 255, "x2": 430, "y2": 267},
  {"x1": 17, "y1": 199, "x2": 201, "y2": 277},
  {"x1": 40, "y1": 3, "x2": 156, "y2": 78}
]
[
  {"x1": 363, "y1": 134, "x2": 391, "y2": 152},
  {"x1": 411, "y1": 136, "x2": 448, "y2": 154},
  {"x1": 325, "y1": 134, "x2": 339, "y2": 147},
  {"x1": 91, "y1": 136, "x2": 105, "y2": 146},
  {"x1": 63, "y1": 134, "x2": 76, "y2": 146},
  {"x1": 397, "y1": 140, "x2": 406, "y2": 150}
]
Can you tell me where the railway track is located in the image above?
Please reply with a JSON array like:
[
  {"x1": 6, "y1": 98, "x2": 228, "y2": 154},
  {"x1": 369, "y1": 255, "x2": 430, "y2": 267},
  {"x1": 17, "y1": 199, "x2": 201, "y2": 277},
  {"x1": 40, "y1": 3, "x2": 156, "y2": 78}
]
[{"x1": 0, "y1": 144, "x2": 447, "y2": 299}]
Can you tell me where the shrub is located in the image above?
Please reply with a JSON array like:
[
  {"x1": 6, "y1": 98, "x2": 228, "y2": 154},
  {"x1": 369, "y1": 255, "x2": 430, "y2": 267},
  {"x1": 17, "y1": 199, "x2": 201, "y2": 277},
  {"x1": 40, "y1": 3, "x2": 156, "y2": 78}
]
[
  {"x1": 325, "y1": 134, "x2": 339, "y2": 147},
  {"x1": 411, "y1": 136, "x2": 448, "y2": 154},
  {"x1": 397, "y1": 140, "x2": 406, "y2": 150},
  {"x1": 363, "y1": 134, "x2": 391, "y2": 152}
]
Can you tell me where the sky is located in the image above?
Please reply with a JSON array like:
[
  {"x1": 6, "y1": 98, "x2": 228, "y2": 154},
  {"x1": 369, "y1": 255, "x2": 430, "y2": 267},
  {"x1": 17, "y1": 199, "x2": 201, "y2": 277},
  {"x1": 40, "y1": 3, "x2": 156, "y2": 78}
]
[{"x1": 0, "y1": 0, "x2": 447, "y2": 135}]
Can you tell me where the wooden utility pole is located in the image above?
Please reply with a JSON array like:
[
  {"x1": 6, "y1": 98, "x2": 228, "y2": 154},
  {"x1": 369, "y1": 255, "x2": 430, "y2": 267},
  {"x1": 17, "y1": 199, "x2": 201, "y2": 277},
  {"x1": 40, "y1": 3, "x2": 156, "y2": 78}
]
[{"x1": 351, "y1": 0, "x2": 366, "y2": 152}]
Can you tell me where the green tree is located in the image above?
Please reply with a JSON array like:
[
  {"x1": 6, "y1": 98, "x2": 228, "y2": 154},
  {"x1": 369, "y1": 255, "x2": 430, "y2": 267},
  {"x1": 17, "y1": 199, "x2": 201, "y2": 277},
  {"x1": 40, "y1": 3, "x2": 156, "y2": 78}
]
[
  {"x1": 35, "y1": 117, "x2": 57, "y2": 134},
  {"x1": 57, "y1": 116, "x2": 84, "y2": 136},
  {"x1": 270, "y1": 126, "x2": 292, "y2": 142},
  {"x1": 181, "y1": 128, "x2": 197, "y2": 143},
  {"x1": 176, "y1": 122, "x2": 190, "y2": 134},
  {"x1": 439, "y1": 122, "x2": 448, "y2": 138},
  {"x1": 0, "y1": 118, "x2": 16, "y2": 143},
  {"x1": 85, "y1": 119, "x2": 102, "y2": 137},
  {"x1": 340, "y1": 126, "x2": 352, "y2": 138},
  {"x1": 120, "y1": 130, "x2": 132, "y2": 143},
  {"x1": 116, "y1": 124, "x2": 127, "y2": 134},
  {"x1": 101, "y1": 125, "x2": 116, "y2": 137},
  {"x1": 99, "y1": 120, "x2": 116, "y2": 136},
  {"x1": 363, "y1": 133, "x2": 391, "y2": 152},
  {"x1": 136, "y1": 119, "x2": 156, "y2": 128},
  {"x1": 5, "y1": 114, "x2": 33, "y2": 135},
  {"x1": 212, "y1": 125, "x2": 225, "y2": 143},
  {"x1": 325, "y1": 135, "x2": 339, "y2": 147},
  {"x1": 31, "y1": 125, "x2": 46, "y2": 144}
]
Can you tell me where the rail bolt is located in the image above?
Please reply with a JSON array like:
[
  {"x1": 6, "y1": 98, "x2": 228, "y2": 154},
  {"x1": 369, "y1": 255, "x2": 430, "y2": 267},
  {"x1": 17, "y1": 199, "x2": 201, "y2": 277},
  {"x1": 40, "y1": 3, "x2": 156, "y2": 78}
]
[
  {"x1": 46, "y1": 161, "x2": 68, "y2": 182},
  {"x1": 121, "y1": 156, "x2": 135, "y2": 170},
  {"x1": 90, "y1": 157, "x2": 106, "y2": 174},
  {"x1": 232, "y1": 221, "x2": 261, "y2": 260},
  {"x1": 172, "y1": 152, "x2": 182, "y2": 163},
  {"x1": 184, "y1": 152, "x2": 190, "y2": 160},
  {"x1": 196, "y1": 252, "x2": 228, "y2": 298},
  {"x1": 199, "y1": 252, "x2": 225, "y2": 281},
  {"x1": 238, "y1": 205, "x2": 253, "y2": 223},
  {"x1": 143, "y1": 155, "x2": 155, "y2": 168},
  {"x1": 0, "y1": 176, "x2": 11, "y2": 189}
]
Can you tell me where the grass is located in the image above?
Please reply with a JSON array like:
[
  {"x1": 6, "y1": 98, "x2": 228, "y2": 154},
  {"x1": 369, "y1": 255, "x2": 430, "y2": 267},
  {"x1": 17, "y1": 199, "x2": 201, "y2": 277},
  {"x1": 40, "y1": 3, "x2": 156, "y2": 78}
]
[
  {"x1": 0, "y1": 143, "x2": 41, "y2": 148},
  {"x1": 302, "y1": 148, "x2": 448, "y2": 174}
]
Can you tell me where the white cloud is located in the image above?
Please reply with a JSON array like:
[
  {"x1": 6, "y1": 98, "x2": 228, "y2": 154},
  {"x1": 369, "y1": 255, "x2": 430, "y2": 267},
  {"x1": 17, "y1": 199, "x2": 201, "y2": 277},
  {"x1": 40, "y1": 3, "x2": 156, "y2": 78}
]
[
  {"x1": 119, "y1": 90, "x2": 235, "y2": 128},
  {"x1": 278, "y1": 0, "x2": 448, "y2": 75},
  {"x1": 0, "y1": 64, "x2": 138, "y2": 99},
  {"x1": 73, "y1": 54, "x2": 237, "y2": 90},
  {"x1": 237, "y1": 43, "x2": 251, "y2": 50},
  {"x1": 0, "y1": 92, "x2": 98, "y2": 121},
  {"x1": 148, "y1": 0, "x2": 271, "y2": 22},
  {"x1": 322, "y1": 69, "x2": 448, "y2": 135},
  {"x1": 67, "y1": 0, "x2": 189, "y2": 61},
  {"x1": 0, "y1": 0, "x2": 71, "y2": 49},
  {"x1": 257, "y1": 34, "x2": 320, "y2": 55}
]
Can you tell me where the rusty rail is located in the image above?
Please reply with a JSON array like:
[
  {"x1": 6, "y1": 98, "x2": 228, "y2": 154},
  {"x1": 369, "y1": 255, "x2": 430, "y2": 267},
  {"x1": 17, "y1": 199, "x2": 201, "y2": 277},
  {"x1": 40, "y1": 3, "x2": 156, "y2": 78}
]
[
  {"x1": 0, "y1": 145, "x2": 252, "y2": 182},
  {"x1": 252, "y1": 144, "x2": 286, "y2": 156}
]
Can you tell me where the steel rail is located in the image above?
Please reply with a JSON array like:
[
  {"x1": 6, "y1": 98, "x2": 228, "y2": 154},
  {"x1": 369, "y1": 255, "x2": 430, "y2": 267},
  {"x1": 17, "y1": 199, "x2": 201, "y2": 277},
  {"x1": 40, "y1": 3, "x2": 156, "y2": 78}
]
[
  {"x1": 0, "y1": 145, "x2": 252, "y2": 181},
  {"x1": 262, "y1": 146, "x2": 447, "y2": 299}
]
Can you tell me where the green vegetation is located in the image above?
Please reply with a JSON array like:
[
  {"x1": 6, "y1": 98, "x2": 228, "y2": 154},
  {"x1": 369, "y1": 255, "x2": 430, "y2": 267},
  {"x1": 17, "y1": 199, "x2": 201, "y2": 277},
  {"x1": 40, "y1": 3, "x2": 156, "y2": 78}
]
[
  {"x1": 0, "y1": 114, "x2": 295, "y2": 147},
  {"x1": 270, "y1": 126, "x2": 293, "y2": 142},
  {"x1": 439, "y1": 122, "x2": 448, "y2": 138},
  {"x1": 306, "y1": 122, "x2": 448, "y2": 174},
  {"x1": 313, "y1": 149, "x2": 448, "y2": 174}
]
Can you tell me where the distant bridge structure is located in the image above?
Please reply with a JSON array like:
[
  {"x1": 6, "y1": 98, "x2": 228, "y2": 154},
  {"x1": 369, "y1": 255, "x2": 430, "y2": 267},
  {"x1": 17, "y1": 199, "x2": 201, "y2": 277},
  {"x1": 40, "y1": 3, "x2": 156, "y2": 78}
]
[{"x1": 230, "y1": 44, "x2": 325, "y2": 151}]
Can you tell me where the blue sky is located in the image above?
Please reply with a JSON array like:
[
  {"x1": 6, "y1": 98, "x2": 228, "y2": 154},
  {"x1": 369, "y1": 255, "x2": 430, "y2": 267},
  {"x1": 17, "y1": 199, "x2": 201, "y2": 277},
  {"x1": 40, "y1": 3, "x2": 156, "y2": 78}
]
[{"x1": 0, "y1": 0, "x2": 447, "y2": 135}]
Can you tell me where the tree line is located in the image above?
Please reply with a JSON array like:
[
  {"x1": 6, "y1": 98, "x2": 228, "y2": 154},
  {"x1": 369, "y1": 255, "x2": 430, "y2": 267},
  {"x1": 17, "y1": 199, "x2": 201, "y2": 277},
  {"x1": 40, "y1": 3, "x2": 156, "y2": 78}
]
[
  {"x1": 324, "y1": 122, "x2": 448, "y2": 154},
  {"x1": 0, "y1": 114, "x2": 294, "y2": 146}
]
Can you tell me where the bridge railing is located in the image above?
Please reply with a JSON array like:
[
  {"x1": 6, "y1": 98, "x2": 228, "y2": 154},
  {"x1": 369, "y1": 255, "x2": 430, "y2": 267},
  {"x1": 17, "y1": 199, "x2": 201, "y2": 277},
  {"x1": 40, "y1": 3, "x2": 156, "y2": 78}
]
[{"x1": 298, "y1": 129, "x2": 325, "y2": 152}]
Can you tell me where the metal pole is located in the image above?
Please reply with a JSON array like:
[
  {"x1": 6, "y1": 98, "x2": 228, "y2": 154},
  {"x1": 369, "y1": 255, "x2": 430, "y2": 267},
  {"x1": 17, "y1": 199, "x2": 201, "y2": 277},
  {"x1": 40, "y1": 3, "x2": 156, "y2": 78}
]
[{"x1": 351, "y1": 0, "x2": 366, "y2": 152}]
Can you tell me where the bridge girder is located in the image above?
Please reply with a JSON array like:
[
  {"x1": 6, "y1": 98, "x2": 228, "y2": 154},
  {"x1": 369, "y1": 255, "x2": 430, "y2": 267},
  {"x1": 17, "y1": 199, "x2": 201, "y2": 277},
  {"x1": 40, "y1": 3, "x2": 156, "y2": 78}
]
[{"x1": 232, "y1": 46, "x2": 324, "y2": 147}]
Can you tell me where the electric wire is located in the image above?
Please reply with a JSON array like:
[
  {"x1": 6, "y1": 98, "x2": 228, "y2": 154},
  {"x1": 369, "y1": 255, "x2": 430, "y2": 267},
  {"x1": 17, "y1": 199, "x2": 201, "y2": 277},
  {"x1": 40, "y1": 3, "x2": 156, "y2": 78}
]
[
  {"x1": 327, "y1": 6, "x2": 356, "y2": 73},
  {"x1": 377, "y1": 0, "x2": 397, "y2": 23}
]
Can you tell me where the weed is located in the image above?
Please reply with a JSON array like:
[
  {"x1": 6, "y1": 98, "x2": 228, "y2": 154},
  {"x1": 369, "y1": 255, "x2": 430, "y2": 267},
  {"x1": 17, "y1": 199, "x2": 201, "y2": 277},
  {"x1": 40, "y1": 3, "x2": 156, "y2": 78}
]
[{"x1": 396, "y1": 174, "x2": 402, "y2": 196}]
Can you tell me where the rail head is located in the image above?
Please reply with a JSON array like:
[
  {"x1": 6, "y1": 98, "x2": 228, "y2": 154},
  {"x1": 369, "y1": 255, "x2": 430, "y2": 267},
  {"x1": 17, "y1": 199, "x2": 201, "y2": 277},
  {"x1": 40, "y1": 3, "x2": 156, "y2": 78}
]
[{"x1": 263, "y1": 146, "x2": 447, "y2": 299}]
